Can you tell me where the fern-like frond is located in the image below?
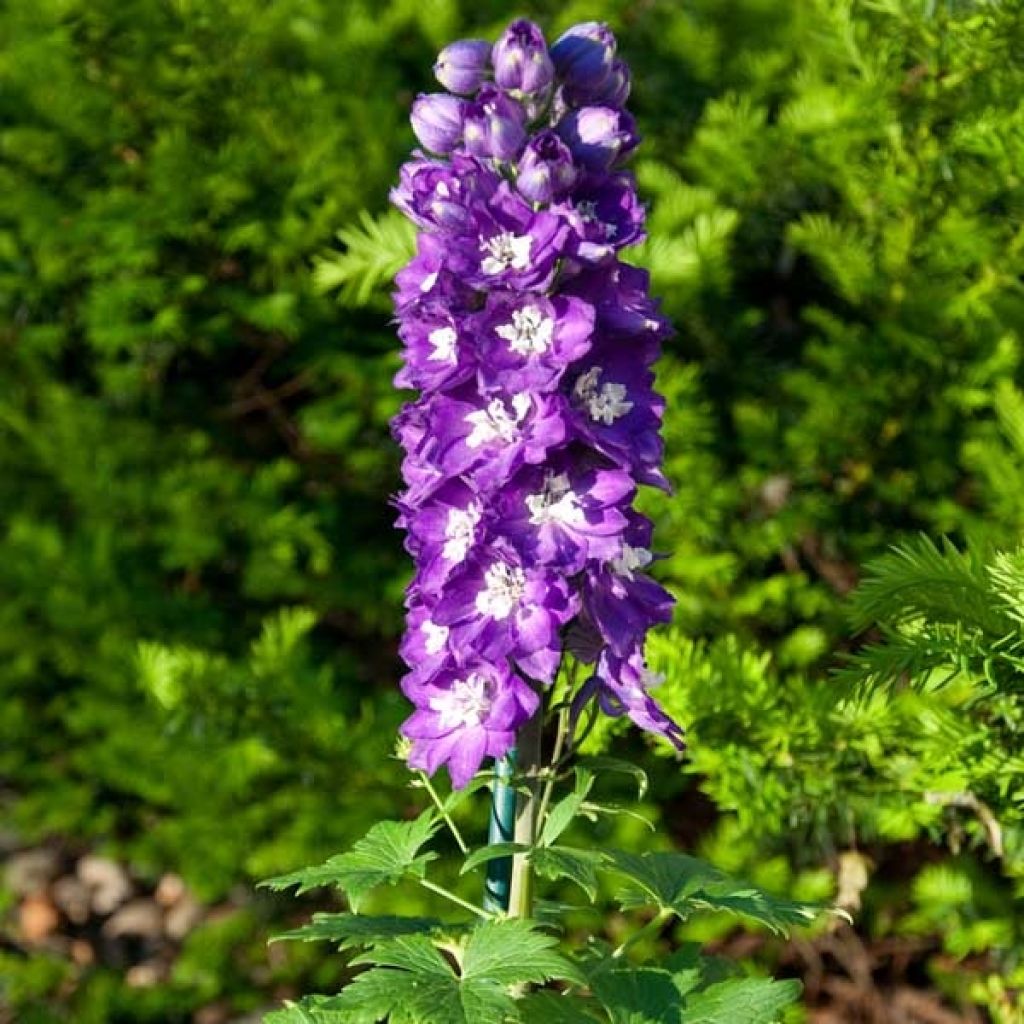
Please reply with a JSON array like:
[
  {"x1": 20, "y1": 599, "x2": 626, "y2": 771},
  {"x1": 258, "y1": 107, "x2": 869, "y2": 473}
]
[
  {"x1": 849, "y1": 536, "x2": 1008, "y2": 635},
  {"x1": 313, "y1": 210, "x2": 416, "y2": 307}
]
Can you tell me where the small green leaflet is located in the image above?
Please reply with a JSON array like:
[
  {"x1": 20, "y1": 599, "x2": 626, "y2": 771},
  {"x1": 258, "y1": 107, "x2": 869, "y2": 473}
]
[
  {"x1": 271, "y1": 912, "x2": 450, "y2": 949},
  {"x1": 608, "y1": 851, "x2": 820, "y2": 934},
  {"x1": 682, "y1": 978, "x2": 802, "y2": 1023},
  {"x1": 540, "y1": 769, "x2": 595, "y2": 846},
  {"x1": 329, "y1": 920, "x2": 584, "y2": 1024},
  {"x1": 261, "y1": 813, "x2": 439, "y2": 911},
  {"x1": 461, "y1": 842, "x2": 603, "y2": 900}
]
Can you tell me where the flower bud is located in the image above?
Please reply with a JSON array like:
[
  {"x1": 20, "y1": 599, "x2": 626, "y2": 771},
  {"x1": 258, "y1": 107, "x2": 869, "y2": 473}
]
[
  {"x1": 433, "y1": 38, "x2": 491, "y2": 94},
  {"x1": 463, "y1": 85, "x2": 526, "y2": 161},
  {"x1": 550, "y1": 21, "x2": 616, "y2": 97},
  {"x1": 410, "y1": 93, "x2": 465, "y2": 154},
  {"x1": 592, "y1": 59, "x2": 631, "y2": 108},
  {"x1": 491, "y1": 19, "x2": 554, "y2": 95},
  {"x1": 516, "y1": 130, "x2": 577, "y2": 203},
  {"x1": 556, "y1": 106, "x2": 638, "y2": 170}
]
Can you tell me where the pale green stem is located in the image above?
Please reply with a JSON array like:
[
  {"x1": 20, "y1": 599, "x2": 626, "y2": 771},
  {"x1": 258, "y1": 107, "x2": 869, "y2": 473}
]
[
  {"x1": 611, "y1": 907, "x2": 674, "y2": 959},
  {"x1": 507, "y1": 693, "x2": 544, "y2": 919},
  {"x1": 419, "y1": 878, "x2": 493, "y2": 920},
  {"x1": 417, "y1": 770, "x2": 468, "y2": 854},
  {"x1": 535, "y1": 703, "x2": 570, "y2": 834}
]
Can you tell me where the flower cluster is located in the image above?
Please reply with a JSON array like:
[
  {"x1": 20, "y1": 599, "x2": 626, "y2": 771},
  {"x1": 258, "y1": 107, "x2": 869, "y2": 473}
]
[{"x1": 391, "y1": 19, "x2": 684, "y2": 787}]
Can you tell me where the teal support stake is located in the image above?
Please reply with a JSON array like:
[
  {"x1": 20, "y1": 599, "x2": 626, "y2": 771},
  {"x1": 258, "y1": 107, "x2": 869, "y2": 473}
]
[{"x1": 483, "y1": 748, "x2": 517, "y2": 912}]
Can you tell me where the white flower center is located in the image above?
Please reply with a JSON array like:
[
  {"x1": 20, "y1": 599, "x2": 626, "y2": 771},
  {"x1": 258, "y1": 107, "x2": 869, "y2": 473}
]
[
  {"x1": 464, "y1": 394, "x2": 531, "y2": 449},
  {"x1": 429, "y1": 672, "x2": 492, "y2": 730},
  {"x1": 427, "y1": 326, "x2": 458, "y2": 363},
  {"x1": 495, "y1": 305, "x2": 554, "y2": 356},
  {"x1": 421, "y1": 619, "x2": 449, "y2": 656},
  {"x1": 481, "y1": 232, "x2": 533, "y2": 275},
  {"x1": 475, "y1": 562, "x2": 527, "y2": 620},
  {"x1": 525, "y1": 472, "x2": 584, "y2": 527},
  {"x1": 419, "y1": 270, "x2": 438, "y2": 293},
  {"x1": 442, "y1": 504, "x2": 481, "y2": 562},
  {"x1": 610, "y1": 544, "x2": 653, "y2": 580},
  {"x1": 573, "y1": 366, "x2": 633, "y2": 425}
]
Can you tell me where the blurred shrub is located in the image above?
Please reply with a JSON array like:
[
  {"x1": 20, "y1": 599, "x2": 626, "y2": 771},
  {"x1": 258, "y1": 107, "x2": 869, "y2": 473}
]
[{"x1": 2, "y1": 0, "x2": 1023, "y2": 1019}]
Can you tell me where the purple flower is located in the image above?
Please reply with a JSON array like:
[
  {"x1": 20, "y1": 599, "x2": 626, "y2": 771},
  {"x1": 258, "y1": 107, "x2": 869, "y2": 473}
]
[
  {"x1": 433, "y1": 542, "x2": 577, "y2": 683},
  {"x1": 423, "y1": 385, "x2": 568, "y2": 490},
  {"x1": 495, "y1": 457, "x2": 634, "y2": 571},
  {"x1": 516, "y1": 131, "x2": 578, "y2": 203},
  {"x1": 582, "y1": 514, "x2": 674, "y2": 655},
  {"x1": 594, "y1": 647, "x2": 685, "y2": 750},
  {"x1": 391, "y1": 18, "x2": 679, "y2": 786},
  {"x1": 492, "y1": 20, "x2": 555, "y2": 96},
  {"x1": 402, "y1": 659, "x2": 539, "y2": 787},
  {"x1": 478, "y1": 292, "x2": 594, "y2": 391},
  {"x1": 390, "y1": 154, "x2": 499, "y2": 233},
  {"x1": 434, "y1": 39, "x2": 492, "y2": 95},
  {"x1": 557, "y1": 106, "x2": 639, "y2": 171},
  {"x1": 410, "y1": 94, "x2": 465, "y2": 154}
]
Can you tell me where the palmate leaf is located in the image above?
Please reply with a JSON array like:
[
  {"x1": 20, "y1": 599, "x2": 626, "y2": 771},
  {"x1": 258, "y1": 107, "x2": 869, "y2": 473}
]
[
  {"x1": 608, "y1": 851, "x2": 820, "y2": 935},
  {"x1": 681, "y1": 978, "x2": 802, "y2": 1024},
  {"x1": 263, "y1": 995, "x2": 353, "y2": 1024},
  {"x1": 589, "y1": 967, "x2": 681, "y2": 1024},
  {"x1": 532, "y1": 846, "x2": 605, "y2": 901},
  {"x1": 518, "y1": 992, "x2": 605, "y2": 1023},
  {"x1": 261, "y1": 813, "x2": 439, "y2": 910},
  {"x1": 330, "y1": 920, "x2": 583, "y2": 1024},
  {"x1": 272, "y1": 912, "x2": 451, "y2": 949}
]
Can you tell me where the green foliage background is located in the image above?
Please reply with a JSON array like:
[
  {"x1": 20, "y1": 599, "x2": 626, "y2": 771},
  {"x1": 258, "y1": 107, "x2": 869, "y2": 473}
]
[{"x1": 1, "y1": 0, "x2": 1022, "y2": 1019}]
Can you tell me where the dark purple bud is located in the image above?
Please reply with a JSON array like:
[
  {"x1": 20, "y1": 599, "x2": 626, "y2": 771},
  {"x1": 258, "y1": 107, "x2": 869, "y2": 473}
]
[
  {"x1": 411, "y1": 93, "x2": 465, "y2": 154},
  {"x1": 550, "y1": 21, "x2": 616, "y2": 97},
  {"x1": 491, "y1": 19, "x2": 554, "y2": 95},
  {"x1": 592, "y1": 58, "x2": 631, "y2": 108},
  {"x1": 516, "y1": 130, "x2": 577, "y2": 203},
  {"x1": 556, "y1": 106, "x2": 638, "y2": 170},
  {"x1": 463, "y1": 85, "x2": 527, "y2": 161},
  {"x1": 434, "y1": 38, "x2": 491, "y2": 94}
]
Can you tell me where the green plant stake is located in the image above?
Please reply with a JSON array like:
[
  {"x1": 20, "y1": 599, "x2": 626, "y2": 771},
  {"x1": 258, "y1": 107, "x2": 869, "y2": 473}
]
[{"x1": 483, "y1": 748, "x2": 516, "y2": 912}]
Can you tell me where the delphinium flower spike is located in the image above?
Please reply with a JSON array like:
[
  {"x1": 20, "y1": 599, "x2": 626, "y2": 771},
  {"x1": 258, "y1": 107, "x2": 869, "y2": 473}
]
[{"x1": 391, "y1": 17, "x2": 684, "y2": 793}]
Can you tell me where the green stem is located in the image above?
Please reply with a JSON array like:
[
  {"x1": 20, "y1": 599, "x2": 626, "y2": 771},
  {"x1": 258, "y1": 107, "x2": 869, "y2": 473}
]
[
  {"x1": 611, "y1": 907, "x2": 674, "y2": 959},
  {"x1": 507, "y1": 692, "x2": 544, "y2": 919},
  {"x1": 418, "y1": 771, "x2": 468, "y2": 854},
  {"x1": 535, "y1": 704, "x2": 570, "y2": 834},
  {"x1": 419, "y1": 878, "x2": 493, "y2": 920}
]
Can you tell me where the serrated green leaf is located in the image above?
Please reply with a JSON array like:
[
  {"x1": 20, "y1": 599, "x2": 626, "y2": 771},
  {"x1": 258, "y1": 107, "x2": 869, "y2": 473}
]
[
  {"x1": 532, "y1": 846, "x2": 605, "y2": 900},
  {"x1": 608, "y1": 851, "x2": 820, "y2": 935},
  {"x1": 682, "y1": 978, "x2": 802, "y2": 1024},
  {"x1": 261, "y1": 813, "x2": 439, "y2": 910},
  {"x1": 519, "y1": 992, "x2": 604, "y2": 1023},
  {"x1": 263, "y1": 996, "x2": 353, "y2": 1024},
  {"x1": 460, "y1": 842, "x2": 529, "y2": 875},
  {"x1": 271, "y1": 912, "x2": 448, "y2": 948},
  {"x1": 462, "y1": 919, "x2": 586, "y2": 988},
  {"x1": 331, "y1": 920, "x2": 583, "y2": 1024},
  {"x1": 590, "y1": 967, "x2": 681, "y2": 1024}
]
